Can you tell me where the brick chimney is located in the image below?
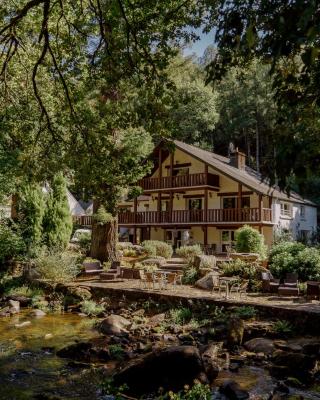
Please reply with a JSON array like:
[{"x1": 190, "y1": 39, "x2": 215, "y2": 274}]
[{"x1": 230, "y1": 148, "x2": 246, "y2": 170}]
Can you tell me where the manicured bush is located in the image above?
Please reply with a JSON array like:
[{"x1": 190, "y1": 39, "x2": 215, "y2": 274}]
[
  {"x1": 34, "y1": 249, "x2": 81, "y2": 283},
  {"x1": 235, "y1": 225, "x2": 267, "y2": 258},
  {"x1": 142, "y1": 240, "x2": 173, "y2": 259},
  {"x1": 269, "y1": 241, "x2": 305, "y2": 279},
  {"x1": 296, "y1": 247, "x2": 320, "y2": 281},
  {"x1": 176, "y1": 244, "x2": 202, "y2": 264},
  {"x1": 42, "y1": 173, "x2": 73, "y2": 250},
  {"x1": 269, "y1": 241, "x2": 320, "y2": 281}
]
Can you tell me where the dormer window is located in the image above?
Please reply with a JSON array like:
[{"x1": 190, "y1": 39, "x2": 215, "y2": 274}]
[{"x1": 280, "y1": 202, "x2": 292, "y2": 217}]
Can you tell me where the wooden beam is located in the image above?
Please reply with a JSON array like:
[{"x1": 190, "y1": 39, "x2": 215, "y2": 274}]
[
  {"x1": 158, "y1": 148, "x2": 162, "y2": 179},
  {"x1": 133, "y1": 197, "x2": 137, "y2": 224},
  {"x1": 204, "y1": 225, "x2": 208, "y2": 246},
  {"x1": 165, "y1": 162, "x2": 191, "y2": 169},
  {"x1": 259, "y1": 194, "x2": 263, "y2": 221},
  {"x1": 218, "y1": 191, "x2": 253, "y2": 197},
  {"x1": 183, "y1": 193, "x2": 205, "y2": 199},
  {"x1": 204, "y1": 188, "x2": 208, "y2": 221}
]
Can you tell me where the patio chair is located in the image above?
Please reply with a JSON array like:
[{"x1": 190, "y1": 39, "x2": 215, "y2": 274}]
[
  {"x1": 163, "y1": 272, "x2": 177, "y2": 289},
  {"x1": 261, "y1": 271, "x2": 280, "y2": 293},
  {"x1": 284, "y1": 273, "x2": 298, "y2": 287},
  {"x1": 218, "y1": 277, "x2": 228, "y2": 297},
  {"x1": 139, "y1": 270, "x2": 154, "y2": 289},
  {"x1": 211, "y1": 273, "x2": 220, "y2": 294},
  {"x1": 153, "y1": 272, "x2": 166, "y2": 290},
  {"x1": 230, "y1": 280, "x2": 249, "y2": 299}
]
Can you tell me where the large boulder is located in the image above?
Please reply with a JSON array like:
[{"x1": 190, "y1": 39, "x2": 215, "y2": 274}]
[
  {"x1": 29, "y1": 309, "x2": 46, "y2": 318},
  {"x1": 99, "y1": 315, "x2": 131, "y2": 335},
  {"x1": 7, "y1": 299, "x2": 20, "y2": 314},
  {"x1": 194, "y1": 255, "x2": 217, "y2": 270},
  {"x1": 57, "y1": 341, "x2": 110, "y2": 363},
  {"x1": 244, "y1": 338, "x2": 275, "y2": 355},
  {"x1": 113, "y1": 345, "x2": 207, "y2": 396},
  {"x1": 195, "y1": 272, "x2": 220, "y2": 290},
  {"x1": 201, "y1": 343, "x2": 222, "y2": 381},
  {"x1": 270, "y1": 350, "x2": 317, "y2": 380},
  {"x1": 226, "y1": 317, "x2": 244, "y2": 347}
]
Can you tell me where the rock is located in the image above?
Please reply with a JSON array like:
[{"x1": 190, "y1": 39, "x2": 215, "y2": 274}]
[
  {"x1": 302, "y1": 341, "x2": 320, "y2": 355},
  {"x1": 67, "y1": 286, "x2": 92, "y2": 301},
  {"x1": 15, "y1": 321, "x2": 31, "y2": 328},
  {"x1": 57, "y1": 341, "x2": 110, "y2": 363},
  {"x1": 0, "y1": 306, "x2": 10, "y2": 317},
  {"x1": 8, "y1": 299, "x2": 20, "y2": 314},
  {"x1": 226, "y1": 317, "x2": 244, "y2": 347},
  {"x1": 132, "y1": 309, "x2": 145, "y2": 317},
  {"x1": 270, "y1": 350, "x2": 317, "y2": 380},
  {"x1": 195, "y1": 272, "x2": 220, "y2": 290},
  {"x1": 99, "y1": 314, "x2": 131, "y2": 335},
  {"x1": 141, "y1": 257, "x2": 166, "y2": 268},
  {"x1": 244, "y1": 338, "x2": 275, "y2": 355},
  {"x1": 7, "y1": 295, "x2": 32, "y2": 307},
  {"x1": 219, "y1": 380, "x2": 249, "y2": 400},
  {"x1": 148, "y1": 313, "x2": 166, "y2": 327},
  {"x1": 113, "y1": 345, "x2": 207, "y2": 396},
  {"x1": 194, "y1": 255, "x2": 217, "y2": 270},
  {"x1": 201, "y1": 343, "x2": 222, "y2": 381},
  {"x1": 29, "y1": 309, "x2": 46, "y2": 317}
]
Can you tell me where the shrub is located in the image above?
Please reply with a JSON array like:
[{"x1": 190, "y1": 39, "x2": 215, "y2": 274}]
[
  {"x1": 273, "y1": 320, "x2": 293, "y2": 336},
  {"x1": 117, "y1": 242, "x2": 133, "y2": 251},
  {"x1": 123, "y1": 248, "x2": 137, "y2": 257},
  {"x1": 176, "y1": 245, "x2": 202, "y2": 264},
  {"x1": 108, "y1": 344, "x2": 125, "y2": 360},
  {"x1": 235, "y1": 225, "x2": 267, "y2": 258},
  {"x1": 78, "y1": 232, "x2": 91, "y2": 254},
  {"x1": 268, "y1": 241, "x2": 320, "y2": 280},
  {"x1": 296, "y1": 247, "x2": 320, "y2": 281},
  {"x1": 33, "y1": 249, "x2": 81, "y2": 283},
  {"x1": 0, "y1": 221, "x2": 25, "y2": 263},
  {"x1": 233, "y1": 306, "x2": 257, "y2": 319},
  {"x1": 80, "y1": 299, "x2": 104, "y2": 316},
  {"x1": 220, "y1": 259, "x2": 259, "y2": 291},
  {"x1": 182, "y1": 266, "x2": 200, "y2": 285},
  {"x1": 169, "y1": 307, "x2": 192, "y2": 325},
  {"x1": 142, "y1": 240, "x2": 173, "y2": 259}
]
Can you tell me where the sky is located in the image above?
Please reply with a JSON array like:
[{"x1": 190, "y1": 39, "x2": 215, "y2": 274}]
[{"x1": 183, "y1": 27, "x2": 216, "y2": 58}]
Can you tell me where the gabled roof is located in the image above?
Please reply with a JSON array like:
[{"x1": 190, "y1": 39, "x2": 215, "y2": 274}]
[{"x1": 174, "y1": 140, "x2": 316, "y2": 206}]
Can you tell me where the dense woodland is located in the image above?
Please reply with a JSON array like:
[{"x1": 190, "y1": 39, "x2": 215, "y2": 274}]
[{"x1": 0, "y1": 0, "x2": 319, "y2": 260}]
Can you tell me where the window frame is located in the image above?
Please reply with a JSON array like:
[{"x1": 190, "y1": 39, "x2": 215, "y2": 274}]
[{"x1": 280, "y1": 201, "x2": 292, "y2": 218}]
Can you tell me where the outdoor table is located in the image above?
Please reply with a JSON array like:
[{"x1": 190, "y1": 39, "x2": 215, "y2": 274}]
[{"x1": 219, "y1": 276, "x2": 239, "y2": 299}]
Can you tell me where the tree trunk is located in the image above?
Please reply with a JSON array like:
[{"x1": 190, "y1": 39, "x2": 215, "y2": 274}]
[
  {"x1": 255, "y1": 111, "x2": 260, "y2": 173},
  {"x1": 90, "y1": 199, "x2": 119, "y2": 262}
]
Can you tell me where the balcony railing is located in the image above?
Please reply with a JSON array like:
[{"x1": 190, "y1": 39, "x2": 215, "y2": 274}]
[
  {"x1": 117, "y1": 208, "x2": 272, "y2": 224},
  {"x1": 73, "y1": 208, "x2": 273, "y2": 226},
  {"x1": 138, "y1": 172, "x2": 219, "y2": 191}
]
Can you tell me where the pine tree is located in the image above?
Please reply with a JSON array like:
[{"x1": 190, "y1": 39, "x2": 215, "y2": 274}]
[
  {"x1": 43, "y1": 173, "x2": 72, "y2": 250},
  {"x1": 18, "y1": 183, "x2": 45, "y2": 255}
]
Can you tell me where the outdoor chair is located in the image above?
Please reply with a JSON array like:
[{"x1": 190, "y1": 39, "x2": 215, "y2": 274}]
[
  {"x1": 211, "y1": 273, "x2": 220, "y2": 294},
  {"x1": 139, "y1": 271, "x2": 154, "y2": 290},
  {"x1": 284, "y1": 273, "x2": 298, "y2": 287},
  {"x1": 217, "y1": 277, "x2": 228, "y2": 297},
  {"x1": 261, "y1": 271, "x2": 280, "y2": 293},
  {"x1": 162, "y1": 272, "x2": 178, "y2": 289},
  {"x1": 229, "y1": 280, "x2": 249, "y2": 298},
  {"x1": 153, "y1": 272, "x2": 166, "y2": 290}
]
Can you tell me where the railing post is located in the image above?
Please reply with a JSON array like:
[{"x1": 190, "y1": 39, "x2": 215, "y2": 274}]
[{"x1": 258, "y1": 194, "x2": 263, "y2": 221}]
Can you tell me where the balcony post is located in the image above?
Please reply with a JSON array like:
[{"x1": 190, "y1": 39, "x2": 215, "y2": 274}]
[
  {"x1": 205, "y1": 163, "x2": 208, "y2": 185},
  {"x1": 158, "y1": 148, "x2": 162, "y2": 188},
  {"x1": 169, "y1": 191, "x2": 173, "y2": 223},
  {"x1": 204, "y1": 225, "x2": 208, "y2": 246},
  {"x1": 157, "y1": 192, "x2": 161, "y2": 223},
  {"x1": 237, "y1": 183, "x2": 242, "y2": 221},
  {"x1": 258, "y1": 194, "x2": 263, "y2": 221},
  {"x1": 170, "y1": 152, "x2": 174, "y2": 188},
  {"x1": 204, "y1": 188, "x2": 208, "y2": 222}
]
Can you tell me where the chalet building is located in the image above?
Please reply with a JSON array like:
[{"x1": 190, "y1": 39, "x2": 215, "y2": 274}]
[{"x1": 118, "y1": 141, "x2": 317, "y2": 251}]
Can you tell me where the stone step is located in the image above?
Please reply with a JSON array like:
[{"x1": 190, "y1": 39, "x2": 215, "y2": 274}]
[
  {"x1": 99, "y1": 270, "x2": 120, "y2": 281},
  {"x1": 166, "y1": 258, "x2": 186, "y2": 265}
]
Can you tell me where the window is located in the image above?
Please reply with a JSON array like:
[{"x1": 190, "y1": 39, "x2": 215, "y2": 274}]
[
  {"x1": 300, "y1": 205, "x2": 306, "y2": 220},
  {"x1": 221, "y1": 230, "x2": 235, "y2": 252},
  {"x1": 161, "y1": 200, "x2": 169, "y2": 211},
  {"x1": 223, "y1": 197, "x2": 236, "y2": 209},
  {"x1": 222, "y1": 196, "x2": 250, "y2": 209},
  {"x1": 188, "y1": 198, "x2": 202, "y2": 210},
  {"x1": 280, "y1": 202, "x2": 292, "y2": 217},
  {"x1": 173, "y1": 167, "x2": 189, "y2": 176}
]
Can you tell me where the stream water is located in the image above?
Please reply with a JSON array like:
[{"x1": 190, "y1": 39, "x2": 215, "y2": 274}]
[
  {"x1": 0, "y1": 311, "x2": 102, "y2": 400},
  {"x1": 1, "y1": 312, "x2": 320, "y2": 400}
]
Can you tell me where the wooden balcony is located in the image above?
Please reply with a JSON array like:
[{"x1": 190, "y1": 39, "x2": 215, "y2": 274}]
[
  {"x1": 118, "y1": 208, "x2": 273, "y2": 225},
  {"x1": 138, "y1": 172, "x2": 219, "y2": 191}
]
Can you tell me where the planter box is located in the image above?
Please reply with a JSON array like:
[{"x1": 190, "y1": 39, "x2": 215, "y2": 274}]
[{"x1": 121, "y1": 267, "x2": 141, "y2": 279}]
